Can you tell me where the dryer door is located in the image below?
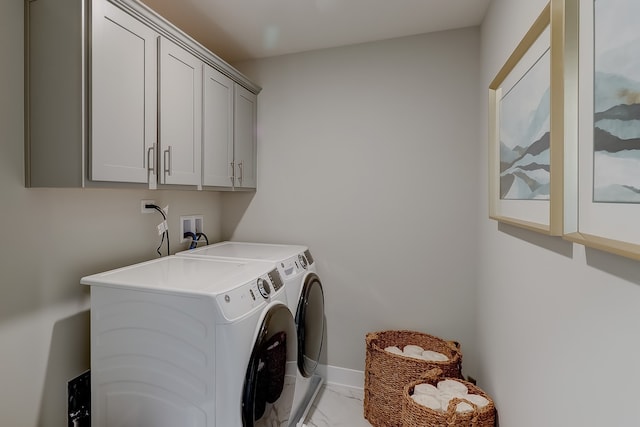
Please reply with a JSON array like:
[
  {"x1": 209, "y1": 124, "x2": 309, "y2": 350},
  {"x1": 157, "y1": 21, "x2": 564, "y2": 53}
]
[
  {"x1": 242, "y1": 303, "x2": 296, "y2": 427},
  {"x1": 295, "y1": 273, "x2": 325, "y2": 377}
]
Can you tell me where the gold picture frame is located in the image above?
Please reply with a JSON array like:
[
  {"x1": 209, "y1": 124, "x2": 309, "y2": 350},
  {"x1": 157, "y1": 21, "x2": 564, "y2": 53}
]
[{"x1": 488, "y1": 1, "x2": 565, "y2": 235}]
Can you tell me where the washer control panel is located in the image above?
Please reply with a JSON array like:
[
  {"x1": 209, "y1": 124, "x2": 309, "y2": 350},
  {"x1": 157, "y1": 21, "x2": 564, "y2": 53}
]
[
  {"x1": 216, "y1": 274, "x2": 275, "y2": 321},
  {"x1": 256, "y1": 277, "x2": 271, "y2": 298},
  {"x1": 277, "y1": 253, "x2": 309, "y2": 279},
  {"x1": 268, "y1": 269, "x2": 284, "y2": 291},
  {"x1": 298, "y1": 254, "x2": 308, "y2": 269},
  {"x1": 304, "y1": 249, "x2": 314, "y2": 265}
]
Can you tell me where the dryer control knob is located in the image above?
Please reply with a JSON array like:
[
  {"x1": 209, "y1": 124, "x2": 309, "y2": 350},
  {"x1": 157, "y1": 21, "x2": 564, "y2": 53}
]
[
  {"x1": 298, "y1": 254, "x2": 308, "y2": 269},
  {"x1": 256, "y1": 278, "x2": 271, "y2": 299}
]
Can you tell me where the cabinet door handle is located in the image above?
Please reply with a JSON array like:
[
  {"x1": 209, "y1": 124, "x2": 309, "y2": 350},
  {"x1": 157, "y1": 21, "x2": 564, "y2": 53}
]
[
  {"x1": 230, "y1": 161, "x2": 235, "y2": 185},
  {"x1": 164, "y1": 146, "x2": 172, "y2": 177},
  {"x1": 237, "y1": 161, "x2": 243, "y2": 186},
  {"x1": 147, "y1": 145, "x2": 155, "y2": 173}
]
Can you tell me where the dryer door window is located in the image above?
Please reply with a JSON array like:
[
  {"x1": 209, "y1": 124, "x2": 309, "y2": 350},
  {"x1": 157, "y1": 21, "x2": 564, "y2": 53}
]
[
  {"x1": 295, "y1": 273, "x2": 325, "y2": 378},
  {"x1": 242, "y1": 303, "x2": 296, "y2": 427}
]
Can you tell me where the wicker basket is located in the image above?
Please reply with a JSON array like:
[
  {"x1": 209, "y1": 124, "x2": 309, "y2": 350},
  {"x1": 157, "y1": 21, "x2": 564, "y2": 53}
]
[
  {"x1": 401, "y1": 369, "x2": 496, "y2": 427},
  {"x1": 364, "y1": 330, "x2": 463, "y2": 427}
]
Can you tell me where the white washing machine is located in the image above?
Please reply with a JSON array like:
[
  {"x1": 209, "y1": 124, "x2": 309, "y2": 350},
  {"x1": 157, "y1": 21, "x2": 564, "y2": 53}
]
[
  {"x1": 177, "y1": 242, "x2": 325, "y2": 427},
  {"x1": 81, "y1": 255, "x2": 297, "y2": 427}
]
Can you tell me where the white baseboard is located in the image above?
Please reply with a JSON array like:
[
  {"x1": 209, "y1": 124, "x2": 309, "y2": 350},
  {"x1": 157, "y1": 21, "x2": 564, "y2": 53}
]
[{"x1": 316, "y1": 364, "x2": 364, "y2": 389}]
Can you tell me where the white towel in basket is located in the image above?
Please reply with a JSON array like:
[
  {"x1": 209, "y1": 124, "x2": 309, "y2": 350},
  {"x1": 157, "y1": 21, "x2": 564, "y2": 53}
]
[{"x1": 411, "y1": 394, "x2": 442, "y2": 411}]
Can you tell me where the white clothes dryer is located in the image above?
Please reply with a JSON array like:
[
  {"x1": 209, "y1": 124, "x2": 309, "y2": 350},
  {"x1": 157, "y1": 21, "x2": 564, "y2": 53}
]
[
  {"x1": 81, "y1": 255, "x2": 297, "y2": 427},
  {"x1": 177, "y1": 242, "x2": 325, "y2": 427}
]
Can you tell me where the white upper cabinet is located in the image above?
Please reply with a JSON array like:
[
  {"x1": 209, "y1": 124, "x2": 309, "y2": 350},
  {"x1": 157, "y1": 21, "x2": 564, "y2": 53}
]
[
  {"x1": 233, "y1": 85, "x2": 258, "y2": 189},
  {"x1": 91, "y1": 0, "x2": 158, "y2": 184},
  {"x1": 202, "y1": 69, "x2": 259, "y2": 190},
  {"x1": 26, "y1": 0, "x2": 260, "y2": 190},
  {"x1": 202, "y1": 64, "x2": 234, "y2": 188},
  {"x1": 158, "y1": 37, "x2": 202, "y2": 186}
]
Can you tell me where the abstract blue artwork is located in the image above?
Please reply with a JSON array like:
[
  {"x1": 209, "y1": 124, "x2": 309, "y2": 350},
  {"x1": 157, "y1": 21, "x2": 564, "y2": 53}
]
[
  {"x1": 499, "y1": 49, "x2": 551, "y2": 200},
  {"x1": 593, "y1": 0, "x2": 640, "y2": 202}
]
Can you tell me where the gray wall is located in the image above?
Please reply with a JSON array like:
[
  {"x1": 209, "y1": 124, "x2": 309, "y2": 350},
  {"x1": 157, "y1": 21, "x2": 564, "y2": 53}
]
[
  {"x1": 0, "y1": 1, "x2": 224, "y2": 425},
  {"x1": 224, "y1": 28, "x2": 482, "y2": 373},
  {"x1": 479, "y1": 0, "x2": 640, "y2": 425}
]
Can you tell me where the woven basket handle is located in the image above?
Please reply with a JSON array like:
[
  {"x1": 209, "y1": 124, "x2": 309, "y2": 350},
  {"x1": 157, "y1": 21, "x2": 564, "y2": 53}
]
[
  {"x1": 419, "y1": 368, "x2": 443, "y2": 380},
  {"x1": 365, "y1": 332, "x2": 379, "y2": 346},
  {"x1": 445, "y1": 397, "x2": 480, "y2": 426},
  {"x1": 446, "y1": 341, "x2": 463, "y2": 378}
]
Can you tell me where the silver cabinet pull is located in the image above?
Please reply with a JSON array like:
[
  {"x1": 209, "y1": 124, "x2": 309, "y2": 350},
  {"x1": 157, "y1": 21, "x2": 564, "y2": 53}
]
[
  {"x1": 237, "y1": 161, "x2": 243, "y2": 186},
  {"x1": 230, "y1": 161, "x2": 235, "y2": 185},
  {"x1": 147, "y1": 145, "x2": 155, "y2": 173},
  {"x1": 163, "y1": 145, "x2": 172, "y2": 176}
]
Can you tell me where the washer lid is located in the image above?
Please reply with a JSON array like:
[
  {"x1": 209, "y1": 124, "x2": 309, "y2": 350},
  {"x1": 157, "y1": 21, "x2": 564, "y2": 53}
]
[
  {"x1": 295, "y1": 273, "x2": 325, "y2": 377},
  {"x1": 242, "y1": 303, "x2": 297, "y2": 427},
  {"x1": 80, "y1": 256, "x2": 275, "y2": 296},
  {"x1": 180, "y1": 241, "x2": 308, "y2": 262}
]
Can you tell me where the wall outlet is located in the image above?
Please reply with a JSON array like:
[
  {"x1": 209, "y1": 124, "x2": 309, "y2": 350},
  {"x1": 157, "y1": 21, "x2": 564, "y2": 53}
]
[
  {"x1": 180, "y1": 215, "x2": 204, "y2": 243},
  {"x1": 68, "y1": 370, "x2": 90, "y2": 427},
  {"x1": 141, "y1": 199, "x2": 156, "y2": 213}
]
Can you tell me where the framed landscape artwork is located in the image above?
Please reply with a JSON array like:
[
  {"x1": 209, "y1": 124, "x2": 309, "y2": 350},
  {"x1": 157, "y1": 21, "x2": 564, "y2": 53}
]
[
  {"x1": 489, "y1": 2, "x2": 565, "y2": 235},
  {"x1": 564, "y1": 0, "x2": 640, "y2": 260}
]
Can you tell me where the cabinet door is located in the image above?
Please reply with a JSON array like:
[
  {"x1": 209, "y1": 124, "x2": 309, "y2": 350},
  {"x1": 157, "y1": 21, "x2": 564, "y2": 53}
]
[
  {"x1": 234, "y1": 84, "x2": 258, "y2": 189},
  {"x1": 91, "y1": 0, "x2": 157, "y2": 184},
  {"x1": 159, "y1": 37, "x2": 202, "y2": 186},
  {"x1": 202, "y1": 64, "x2": 234, "y2": 188}
]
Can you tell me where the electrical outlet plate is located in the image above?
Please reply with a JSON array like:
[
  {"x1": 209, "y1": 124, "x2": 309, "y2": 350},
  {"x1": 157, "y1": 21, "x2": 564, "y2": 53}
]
[
  {"x1": 180, "y1": 215, "x2": 204, "y2": 243},
  {"x1": 141, "y1": 200, "x2": 156, "y2": 213}
]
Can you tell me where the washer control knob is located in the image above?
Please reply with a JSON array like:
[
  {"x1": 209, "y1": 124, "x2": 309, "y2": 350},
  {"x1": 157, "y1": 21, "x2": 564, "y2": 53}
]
[
  {"x1": 256, "y1": 278, "x2": 271, "y2": 299},
  {"x1": 298, "y1": 254, "x2": 308, "y2": 269}
]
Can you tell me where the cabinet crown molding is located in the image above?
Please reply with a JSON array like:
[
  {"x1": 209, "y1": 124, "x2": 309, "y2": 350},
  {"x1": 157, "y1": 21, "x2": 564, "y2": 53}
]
[{"x1": 109, "y1": 0, "x2": 261, "y2": 95}]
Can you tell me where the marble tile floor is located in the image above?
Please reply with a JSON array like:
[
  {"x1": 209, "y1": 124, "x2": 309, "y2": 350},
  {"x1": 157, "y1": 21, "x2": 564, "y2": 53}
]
[{"x1": 302, "y1": 383, "x2": 372, "y2": 427}]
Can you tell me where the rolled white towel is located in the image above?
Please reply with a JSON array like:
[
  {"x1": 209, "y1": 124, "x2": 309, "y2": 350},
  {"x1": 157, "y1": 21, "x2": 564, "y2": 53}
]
[
  {"x1": 464, "y1": 394, "x2": 490, "y2": 409},
  {"x1": 413, "y1": 383, "x2": 439, "y2": 397},
  {"x1": 404, "y1": 352, "x2": 427, "y2": 360},
  {"x1": 411, "y1": 393, "x2": 442, "y2": 411},
  {"x1": 437, "y1": 379, "x2": 468, "y2": 396},
  {"x1": 421, "y1": 350, "x2": 449, "y2": 362},
  {"x1": 384, "y1": 346, "x2": 403, "y2": 355},
  {"x1": 403, "y1": 344, "x2": 424, "y2": 356},
  {"x1": 456, "y1": 401, "x2": 474, "y2": 413}
]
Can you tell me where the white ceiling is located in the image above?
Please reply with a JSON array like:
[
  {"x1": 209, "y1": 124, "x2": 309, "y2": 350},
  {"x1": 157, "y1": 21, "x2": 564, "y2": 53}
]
[{"x1": 140, "y1": 0, "x2": 491, "y2": 63}]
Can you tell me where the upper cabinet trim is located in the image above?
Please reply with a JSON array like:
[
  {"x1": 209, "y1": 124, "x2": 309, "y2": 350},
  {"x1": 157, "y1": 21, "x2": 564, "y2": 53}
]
[{"x1": 108, "y1": 0, "x2": 261, "y2": 95}]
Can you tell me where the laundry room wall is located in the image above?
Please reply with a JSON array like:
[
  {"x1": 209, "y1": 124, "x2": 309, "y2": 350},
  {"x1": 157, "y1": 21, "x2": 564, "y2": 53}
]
[
  {"x1": 478, "y1": 0, "x2": 640, "y2": 425},
  {"x1": 0, "y1": 1, "x2": 224, "y2": 426},
  {"x1": 223, "y1": 28, "x2": 482, "y2": 376}
]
